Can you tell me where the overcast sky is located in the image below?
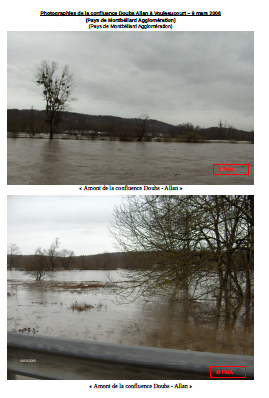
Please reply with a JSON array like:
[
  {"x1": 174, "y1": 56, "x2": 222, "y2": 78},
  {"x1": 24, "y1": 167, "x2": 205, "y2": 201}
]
[
  {"x1": 7, "y1": 31, "x2": 254, "y2": 130},
  {"x1": 7, "y1": 196, "x2": 123, "y2": 256}
]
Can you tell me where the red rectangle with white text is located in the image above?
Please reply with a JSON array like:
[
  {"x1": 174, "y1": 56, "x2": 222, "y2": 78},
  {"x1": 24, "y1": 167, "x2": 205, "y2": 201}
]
[{"x1": 213, "y1": 164, "x2": 249, "y2": 175}]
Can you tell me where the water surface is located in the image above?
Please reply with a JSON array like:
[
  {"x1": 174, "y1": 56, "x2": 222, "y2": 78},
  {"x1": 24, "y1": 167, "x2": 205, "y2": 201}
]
[
  {"x1": 7, "y1": 139, "x2": 254, "y2": 185},
  {"x1": 7, "y1": 270, "x2": 254, "y2": 355}
]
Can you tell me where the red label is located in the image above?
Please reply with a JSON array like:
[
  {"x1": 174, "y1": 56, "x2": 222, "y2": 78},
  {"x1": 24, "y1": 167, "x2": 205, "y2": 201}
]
[
  {"x1": 213, "y1": 164, "x2": 249, "y2": 175},
  {"x1": 210, "y1": 366, "x2": 247, "y2": 379}
]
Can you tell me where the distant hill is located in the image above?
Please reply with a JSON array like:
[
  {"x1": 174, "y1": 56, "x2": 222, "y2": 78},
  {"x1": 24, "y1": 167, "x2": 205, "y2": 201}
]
[
  {"x1": 7, "y1": 109, "x2": 254, "y2": 141},
  {"x1": 7, "y1": 108, "x2": 173, "y2": 135}
]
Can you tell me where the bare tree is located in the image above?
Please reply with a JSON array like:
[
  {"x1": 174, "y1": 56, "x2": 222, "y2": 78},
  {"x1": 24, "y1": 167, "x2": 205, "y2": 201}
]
[
  {"x1": 109, "y1": 196, "x2": 209, "y2": 302},
  {"x1": 36, "y1": 60, "x2": 76, "y2": 139},
  {"x1": 228, "y1": 124, "x2": 235, "y2": 140},
  {"x1": 59, "y1": 249, "x2": 75, "y2": 270},
  {"x1": 182, "y1": 123, "x2": 195, "y2": 134},
  {"x1": 7, "y1": 243, "x2": 21, "y2": 271},
  {"x1": 27, "y1": 106, "x2": 38, "y2": 137},
  {"x1": 109, "y1": 196, "x2": 254, "y2": 320},
  {"x1": 46, "y1": 237, "x2": 61, "y2": 271},
  {"x1": 188, "y1": 196, "x2": 254, "y2": 318},
  {"x1": 104, "y1": 117, "x2": 117, "y2": 140},
  {"x1": 218, "y1": 119, "x2": 223, "y2": 130},
  {"x1": 136, "y1": 113, "x2": 151, "y2": 141},
  {"x1": 24, "y1": 248, "x2": 49, "y2": 281}
]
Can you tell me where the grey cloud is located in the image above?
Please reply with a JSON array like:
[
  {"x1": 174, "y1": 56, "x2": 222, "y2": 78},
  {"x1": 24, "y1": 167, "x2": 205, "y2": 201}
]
[
  {"x1": 7, "y1": 31, "x2": 254, "y2": 130},
  {"x1": 7, "y1": 196, "x2": 122, "y2": 255}
]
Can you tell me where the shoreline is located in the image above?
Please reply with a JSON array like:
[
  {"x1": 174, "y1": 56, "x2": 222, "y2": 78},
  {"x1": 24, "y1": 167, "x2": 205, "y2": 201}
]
[{"x1": 7, "y1": 133, "x2": 253, "y2": 144}]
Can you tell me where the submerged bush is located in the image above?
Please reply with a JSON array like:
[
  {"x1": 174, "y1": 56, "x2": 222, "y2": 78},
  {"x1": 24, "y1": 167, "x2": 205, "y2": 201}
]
[{"x1": 70, "y1": 301, "x2": 94, "y2": 312}]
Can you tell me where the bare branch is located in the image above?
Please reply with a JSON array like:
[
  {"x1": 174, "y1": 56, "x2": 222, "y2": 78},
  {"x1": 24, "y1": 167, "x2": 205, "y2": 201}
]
[{"x1": 35, "y1": 60, "x2": 76, "y2": 139}]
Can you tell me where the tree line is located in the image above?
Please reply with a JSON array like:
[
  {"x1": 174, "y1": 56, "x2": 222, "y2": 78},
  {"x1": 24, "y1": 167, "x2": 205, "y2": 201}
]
[
  {"x1": 7, "y1": 108, "x2": 254, "y2": 142},
  {"x1": 7, "y1": 240, "x2": 134, "y2": 280}
]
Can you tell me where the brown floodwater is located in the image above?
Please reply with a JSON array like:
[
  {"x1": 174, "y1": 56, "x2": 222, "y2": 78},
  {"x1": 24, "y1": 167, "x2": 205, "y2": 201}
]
[
  {"x1": 7, "y1": 138, "x2": 254, "y2": 185},
  {"x1": 7, "y1": 270, "x2": 254, "y2": 356}
]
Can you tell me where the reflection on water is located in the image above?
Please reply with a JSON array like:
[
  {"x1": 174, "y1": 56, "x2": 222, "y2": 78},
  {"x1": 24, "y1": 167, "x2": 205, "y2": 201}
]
[
  {"x1": 7, "y1": 271, "x2": 253, "y2": 355},
  {"x1": 124, "y1": 299, "x2": 254, "y2": 355},
  {"x1": 7, "y1": 139, "x2": 254, "y2": 185}
]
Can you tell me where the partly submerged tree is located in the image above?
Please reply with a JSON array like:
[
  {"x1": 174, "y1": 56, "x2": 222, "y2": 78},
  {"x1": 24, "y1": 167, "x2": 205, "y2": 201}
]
[
  {"x1": 58, "y1": 249, "x2": 75, "y2": 270},
  {"x1": 109, "y1": 196, "x2": 254, "y2": 319},
  {"x1": 25, "y1": 105, "x2": 38, "y2": 138},
  {"x1": 7, "y1": 243, "x2": 21, "y2": 271},
  {"x1": 24, "y1": 238, "x2": 75, "y2": 279},
  {"x1": 24, "y1": 247, "x2": 49, "y2": 281},
  {"x1": 35, "y1": 60, "x2": 76, "y2": 139},
  {"x1": 136, "y1": 113, "x2": 151, "y2": 141},
  {"x1": 46, "y1": 237, "x2": 61, "y2": 271}
]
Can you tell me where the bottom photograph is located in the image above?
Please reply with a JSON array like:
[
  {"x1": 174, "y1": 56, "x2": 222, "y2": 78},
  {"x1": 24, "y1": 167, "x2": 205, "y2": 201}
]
[{"x1": 7, "y1": 195, "x2": 254, "y2": 380}]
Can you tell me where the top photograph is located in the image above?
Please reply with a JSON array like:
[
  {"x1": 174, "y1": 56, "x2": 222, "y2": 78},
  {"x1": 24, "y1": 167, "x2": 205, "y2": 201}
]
[{"x1": 7, "y1": 31, "x2": 254, "y2": 185}]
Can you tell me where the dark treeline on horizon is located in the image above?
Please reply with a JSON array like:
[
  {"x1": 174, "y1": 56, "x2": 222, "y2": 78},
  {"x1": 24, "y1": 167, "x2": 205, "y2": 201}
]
[
  {"x1": 7, "y1": 109, "x2": 254, "y2": 142},
  {"x1": 7, "y1": 252, "x2": 131, "y2": 271},
  {"x1": 8, "y1": 248, "x2": 254, "y2": 273}
]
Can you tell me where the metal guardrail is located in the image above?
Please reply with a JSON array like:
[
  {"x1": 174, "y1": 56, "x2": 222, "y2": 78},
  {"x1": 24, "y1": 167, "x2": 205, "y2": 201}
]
[{"x1": 7, "y1": 332, "x2": 254, "y2": 380}]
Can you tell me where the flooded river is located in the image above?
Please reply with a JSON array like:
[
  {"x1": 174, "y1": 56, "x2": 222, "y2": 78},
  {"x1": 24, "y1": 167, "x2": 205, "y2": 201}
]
[
  {"x1": 7, "y1": 270, "x2": 253, "y2": 356},
  {"x1": 7, "y1": 139, "x2": 254, "y2": 185}
]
